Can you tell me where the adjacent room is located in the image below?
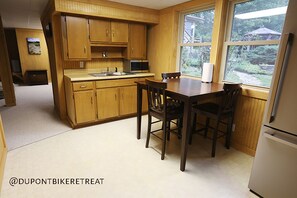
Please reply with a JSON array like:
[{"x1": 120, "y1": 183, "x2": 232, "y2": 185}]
[{"x1": 0, "y1": 0, "x2": 296, "y2": 197}]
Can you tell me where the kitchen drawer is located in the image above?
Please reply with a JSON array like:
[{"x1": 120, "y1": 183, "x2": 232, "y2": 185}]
[
  {"x1": 96, "y1": 78, "x2": 136, "y2": 88},
  {"x1": 73, "y1": 81, "x2": 94, "y2": 91}
]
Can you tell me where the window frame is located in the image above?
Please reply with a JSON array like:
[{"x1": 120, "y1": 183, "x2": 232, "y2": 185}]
[
  {"x1": 219, "y1": 0, "x2": 282, "y2": 89},
  {"x1": 177, "y1": 6, "x2": 215, "y2": 78}
]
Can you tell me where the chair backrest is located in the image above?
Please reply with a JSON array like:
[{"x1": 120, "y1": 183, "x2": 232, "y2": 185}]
[
  {"x1": 221, "y1": 83, "x2": 242, "y2": 113},
  {"x1": 146, "y1": 79, "x2": 167, "y2": 114},
  {"x1": 161, "y1": 72, "x2": 181, "y2": 80}
]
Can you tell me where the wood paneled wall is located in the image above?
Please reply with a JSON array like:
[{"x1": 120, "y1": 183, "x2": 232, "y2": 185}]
[
  {"x1": 0, "y1": 16, "x2": 16, "y2": 106},
  {"x1": 147, "y1": 10, "x2": 177, "y2": 79},
  {"x1": 15, "y1": 28, "x2": 51, "y2": 82},
  {"x1": 232, "y1": 95, "x2": 266, "y2": 156},
  {"x1": 63, "y1": 59, "x2": 124, "y2": 70}
]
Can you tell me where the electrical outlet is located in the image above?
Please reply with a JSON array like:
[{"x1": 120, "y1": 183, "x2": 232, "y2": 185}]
[
  {"x1": 79, "y1": 61, "x2": 84, "y2": 68},
  {"x1": 232, "y1": 124, "x2": 236, "y2": 132}
]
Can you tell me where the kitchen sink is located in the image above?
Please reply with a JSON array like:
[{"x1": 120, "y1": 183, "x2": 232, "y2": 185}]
[{"x1": 89, "y1": 72, "x2": 136, "y2": 77}]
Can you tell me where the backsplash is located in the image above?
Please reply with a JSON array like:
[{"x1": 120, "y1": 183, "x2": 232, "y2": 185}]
[{"x1": 63, "y1": 59, "x2": 124, "y2": 72}]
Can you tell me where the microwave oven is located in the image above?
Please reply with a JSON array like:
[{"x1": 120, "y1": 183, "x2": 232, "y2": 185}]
[{"x1": 123, "y1": 60, "x2": 149, "y2": 73}]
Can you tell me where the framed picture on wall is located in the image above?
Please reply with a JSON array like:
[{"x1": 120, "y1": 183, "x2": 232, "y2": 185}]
[{"x1": 26, "y1": 38, "x2": 41, "y2": 55}]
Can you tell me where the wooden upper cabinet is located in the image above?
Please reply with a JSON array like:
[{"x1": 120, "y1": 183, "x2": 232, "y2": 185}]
[
  {"x1": 89, "y1": 19, "x2": 111, "y2": 42},
  {"x1": 126, "y1": 23, "x2": 147, "y2": 59},
  {"x1": 89, "y1": 19, "x2": 128, "y2": 43},
  {"x1": 61, "y1": 16, "x2": 91, "y2": 60},
  {"x1": 111, "y1": 22, "x2": 128, "y2": 43}
]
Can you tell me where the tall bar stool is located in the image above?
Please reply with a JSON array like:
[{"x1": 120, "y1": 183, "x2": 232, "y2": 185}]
[
  {"x1": 161, "y1": 72, "x2": 183, "y2": 140},
  {"x1": 190, "y1": 83, "x2": 242, "y2": 157},
  {"x1": 145, "y1": 79, "x2": 184, "y2": 160}
]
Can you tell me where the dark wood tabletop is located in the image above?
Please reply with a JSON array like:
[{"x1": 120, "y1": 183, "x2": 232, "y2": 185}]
[{"x1": 136, "y1": 77, "x2": 224, "y2": 171}]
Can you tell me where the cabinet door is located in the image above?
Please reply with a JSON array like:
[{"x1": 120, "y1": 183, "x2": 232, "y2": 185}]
[
  {"x1": 74, "y1": 90, "x2": 96, "y2": 124},
  {"x1": 89, "y1": 19, "x2": 111, "y2": 42},
  {"x1": 119, "y1": 86, "x2": 137, "y2": 116},
  {"x1": 96, "y1": 88, "x2": 119, "y2": 119},
  {"x1": 129, "y1": 24, "x2": 147, "y2": 59},
  {"x1": 64, "y1": 16, "x2": 90, "y2": 59},
  {"x1": 111, "y1": 22, "x2": 128, "y2": 43}
]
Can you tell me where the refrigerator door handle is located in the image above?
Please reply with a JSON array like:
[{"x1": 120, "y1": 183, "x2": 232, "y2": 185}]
[
  {"x1": 269, "y1": 33, "x2": 294, "y2": 123},
  {"x1": 264, "y1": 131, "x2": 297, "y2": 150}
]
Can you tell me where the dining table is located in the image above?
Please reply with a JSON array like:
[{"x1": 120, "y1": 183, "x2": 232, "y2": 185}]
[{"x1": 136, "y1": 77, "x2": 224, "y2": 171}]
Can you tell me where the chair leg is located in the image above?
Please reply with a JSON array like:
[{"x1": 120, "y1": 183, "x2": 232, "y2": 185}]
[
  {"x1": 204, "y1": 117, "x2": 210, "y2": 138},
  {"x1": 166, "y1": 121, "x2": 170, "y2": 141},
  {"x1": 145, "y1": 115, "x2": 152, "y2": 148},
  {"x1": 161, "y1": 121, "x2": 167, "y2": 160},
  {"x1": 225, "y1": 116, "x2": 233, "y2": 149},
  {"x1": 177, "y1": 117, "x2": 182, "y2": 140},
  {"x1": 189, "y1": 112, "x2": 196, "y2": 145},
  {"x1": 211, "y1": 119, "x2": 220, "y2": 157}
]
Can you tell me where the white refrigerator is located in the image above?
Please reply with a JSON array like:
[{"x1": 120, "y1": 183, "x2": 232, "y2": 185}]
[{"x1": 248, "y1": 1, "x2": 297, "y2": 197}]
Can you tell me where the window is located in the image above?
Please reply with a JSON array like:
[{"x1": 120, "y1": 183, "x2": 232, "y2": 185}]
[
  {"x1": 179, "y1": 8, "x2": 215, "y2": 77},
  {"x1": 222, "y1": 0, "x2": 288, "y2": 87}
]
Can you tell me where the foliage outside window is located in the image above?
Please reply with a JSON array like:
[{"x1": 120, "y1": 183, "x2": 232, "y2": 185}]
[
  {"x1": 223, "y1": 0, "x2": 288, "y2": 87},
  {"x1": 179, "y1": 9, "x2": 215, "y2": 77}
]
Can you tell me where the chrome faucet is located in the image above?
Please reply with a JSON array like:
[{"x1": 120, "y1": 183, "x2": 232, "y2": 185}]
[{"x1": 115, "y1": 67, "x2": 118, "y2": 72}]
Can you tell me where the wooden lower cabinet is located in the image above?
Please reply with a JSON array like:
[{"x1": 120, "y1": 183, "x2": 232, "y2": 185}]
[
  {"x1": 65, "y1": 76, "x2": 153, "y2": 127},
  {"x1": 74, "y1": 90, "x2": 96, "y2": 124},
  {"x1": 64, "y1": 78, "x2": 96, "y2": 126},
  {"x1": 96, "y1": 88, "x2": 119, "y2": 119},
  {"x1": 119, "y1": 86, "x2": 137, "y2": 116}
]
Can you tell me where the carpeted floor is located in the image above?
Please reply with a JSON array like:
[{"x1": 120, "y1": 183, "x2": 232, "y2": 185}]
[{"x1": 0, "y1": 83, "x2": 72, "y2": 150}]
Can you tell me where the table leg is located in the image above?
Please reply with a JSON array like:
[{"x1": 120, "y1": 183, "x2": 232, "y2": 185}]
[
  {"x1": 137, "y1": 84, "x2": 143, "y2": 139},
  {"x1": 180, "y1": 99, "x2": 191, "y2": 171}
]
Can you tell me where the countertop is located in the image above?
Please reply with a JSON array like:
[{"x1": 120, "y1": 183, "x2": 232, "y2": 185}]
[{"x1": 64, "y1": 72, "x2": 155, "y2": 82}]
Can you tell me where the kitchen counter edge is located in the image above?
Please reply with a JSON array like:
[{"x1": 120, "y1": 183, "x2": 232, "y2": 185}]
[{"x1": 64, "y1": 73, "x2": 155, "y2": 82}]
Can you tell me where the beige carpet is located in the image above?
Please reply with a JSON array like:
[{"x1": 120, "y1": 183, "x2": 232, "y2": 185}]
[
  {"x1": 1, "y1": 116, "x2": 256, "y2": 198},
  {"x1": 0, "y1": 84, "x2": 72, "y2": 150}
]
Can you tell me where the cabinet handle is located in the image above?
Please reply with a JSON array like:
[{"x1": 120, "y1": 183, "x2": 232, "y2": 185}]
[
  {"x1": 80, "y1": 85, "x2": 87, "y2": 88},
  {"x1": 91, "y1": 96, "x2": 93, "y2": 104},
  {"x1": 106, "y1": 29, "x2": 109, "y2": 37},
  {"x1": 131, "y1": 48, "x2": 134, "y2": 54},
  {"x1": 115, "y1": 94, "x2": 117, "y2": 101}
]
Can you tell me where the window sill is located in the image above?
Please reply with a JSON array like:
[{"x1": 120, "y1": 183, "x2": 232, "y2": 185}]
[{"x1": 241, "y1": 85, "x2": 269, "y2": 100}]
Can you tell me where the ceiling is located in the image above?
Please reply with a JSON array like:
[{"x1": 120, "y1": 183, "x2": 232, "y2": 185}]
[{"x1": 0, "y1": 0, "x2": 190, "y2": 29}]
